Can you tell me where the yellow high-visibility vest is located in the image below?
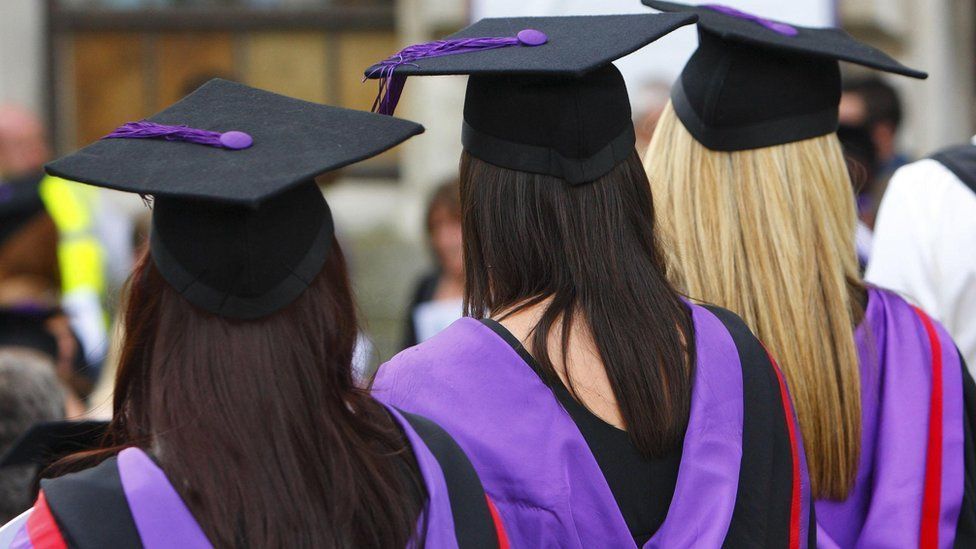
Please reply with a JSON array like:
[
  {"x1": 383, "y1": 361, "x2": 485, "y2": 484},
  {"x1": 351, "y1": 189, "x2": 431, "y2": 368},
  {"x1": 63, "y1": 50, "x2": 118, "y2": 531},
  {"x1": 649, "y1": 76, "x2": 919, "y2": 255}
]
[{"x1": 37, "y1": 175, "x2": 106, "y2": 298}]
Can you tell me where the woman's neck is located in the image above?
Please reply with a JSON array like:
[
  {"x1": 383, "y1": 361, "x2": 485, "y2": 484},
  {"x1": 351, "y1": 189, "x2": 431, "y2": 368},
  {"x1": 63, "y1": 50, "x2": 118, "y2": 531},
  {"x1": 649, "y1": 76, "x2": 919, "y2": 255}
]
[{"x1": 493, "y1": 299, "x2": 625, "y2": 429}]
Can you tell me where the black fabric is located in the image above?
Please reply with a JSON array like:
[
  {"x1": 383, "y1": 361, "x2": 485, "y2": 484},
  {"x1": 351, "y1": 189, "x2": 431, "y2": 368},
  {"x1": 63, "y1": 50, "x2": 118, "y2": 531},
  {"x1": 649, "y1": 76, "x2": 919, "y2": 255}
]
[
  {"x1": 364, "y1": 14, "x2": 694, "y2": 183},
  {"x1": 0, "y1": 172, "x2": 46, "y2": 247},
  {"x1": 45, "y1": 79, "x2": 424, "y2": 206},
  {"x1": 399, "y1": 410, "x2": 500, "y2": 548},
  {"x1": 402, "y1": 271, "x2": 440, "y2": 350},
  {"x1": 670, "y1": 51, "x2": 840, "y2": 151},
  {"x1": 0, "y1": 309, "x2": 60, "y2": 360},
  {"x1": 461, "y1": 117, "x2": 636, "y2": 185},
  {"x1": 479, "y1": 318, "x2": 679, "y2": 545},
  {"x1": 462, "y1": 65, "x2": 635, "y2": 184},
  {"x1": 41, "y1": 456, "x2": 144, "y2": 549},
  {"x1": 0, "y1": 420, "x2": 107, "y2": 469},
  {"x1": 701, "y1": 305, "x2": 804, "y2": 548},
  {"x1": 150, "y1": 182, "x2": 334, "y2": 319},
  {"x1": 955, "y1": 352, "x2": 976, "y2": 548},
  {"x1": 645, "y1": 1, "x2": 926, "y2": 151},
  {"x1": 932, "y1": 143, "x2": 976, "y2": 195}
]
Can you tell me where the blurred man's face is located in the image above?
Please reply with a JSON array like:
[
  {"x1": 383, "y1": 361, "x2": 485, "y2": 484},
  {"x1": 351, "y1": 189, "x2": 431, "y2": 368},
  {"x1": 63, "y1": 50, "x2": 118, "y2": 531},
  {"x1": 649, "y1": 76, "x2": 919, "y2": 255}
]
[
  {"x1": 429, "y1": 205, "x2": 464, "y2": 279},
  {"x1": 0, "y1": 105, "x2": 50, "y2": 179},
  {"x1": 838, "y1": 92, "x2": 868, "y2": 128}
]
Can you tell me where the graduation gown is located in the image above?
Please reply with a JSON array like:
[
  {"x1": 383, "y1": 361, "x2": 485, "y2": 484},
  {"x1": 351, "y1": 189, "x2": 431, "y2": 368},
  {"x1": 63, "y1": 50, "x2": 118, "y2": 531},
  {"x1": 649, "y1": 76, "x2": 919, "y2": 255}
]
[
  {"x1": 0, "y1": 406, "x2": 507, "y2": 549},
  {"x1": 815, "y1": 287, "x2": 976, "y2": 548},
  {"x1": 372, "y1": 302, "x2": 814, "y2": 548}
]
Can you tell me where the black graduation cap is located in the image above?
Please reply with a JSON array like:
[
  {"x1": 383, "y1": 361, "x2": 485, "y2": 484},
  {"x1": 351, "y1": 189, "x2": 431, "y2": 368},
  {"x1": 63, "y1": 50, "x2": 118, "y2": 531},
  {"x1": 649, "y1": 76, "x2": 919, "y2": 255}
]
[
  {"x1": 45, "y1": 79, "x2": 424, "y2": 319},
  {"x1": 642, "y1": 1, "x2": 927, "y2": 151},
  {"x1": 364, "y1": 14, "x2": 698, "y2": 184},
  {"x1": 0, "y1": 420, "x2": 108, "y2": 469},
  {"x1": 0, "y1": 173, "x2": 46, "y2": 248},
  {"x1": 0, "y1": 307, "x2": 60, "y2": 360}
]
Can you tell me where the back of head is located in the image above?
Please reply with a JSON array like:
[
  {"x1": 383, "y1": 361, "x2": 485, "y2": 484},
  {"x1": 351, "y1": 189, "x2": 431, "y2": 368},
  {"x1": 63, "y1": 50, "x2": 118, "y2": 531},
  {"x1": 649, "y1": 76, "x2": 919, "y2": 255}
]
[
  {"x1": 0, "y1": 105, "x2": 50, "y2": 180},
  {"x1": 460, "y1": 148, "x2": 695, "y2": 458},
  {"x1": 842, "y1": 76, "x2": 903, "y2": 130},
  {"x1": 645, "y1": 102, "x2": 863, "y2": 499},
  {"x1": 0, "y1": 350, "x2": 64, "y2": 521},
  {"x1": 105, "y1": 244, "x2": 425, "y2": 547}
]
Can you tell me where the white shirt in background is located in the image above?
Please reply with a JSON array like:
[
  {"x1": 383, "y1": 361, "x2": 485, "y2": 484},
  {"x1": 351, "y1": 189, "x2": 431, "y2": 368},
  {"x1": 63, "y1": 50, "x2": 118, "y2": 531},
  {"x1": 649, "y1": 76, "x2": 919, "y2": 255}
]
[{"x1": 866, "y1": 150, "x2": 976, "y2": 372}]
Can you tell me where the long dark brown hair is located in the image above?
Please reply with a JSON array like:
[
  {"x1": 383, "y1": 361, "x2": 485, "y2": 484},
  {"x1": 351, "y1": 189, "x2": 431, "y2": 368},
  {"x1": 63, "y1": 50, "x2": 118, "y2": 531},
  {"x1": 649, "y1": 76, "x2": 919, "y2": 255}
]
[
  {"x1": 57, "y1": 242, "x2": 426, "y2": 547},
  {"x1": 460, "y1": 150, "x2": 696, "y2": 457}
]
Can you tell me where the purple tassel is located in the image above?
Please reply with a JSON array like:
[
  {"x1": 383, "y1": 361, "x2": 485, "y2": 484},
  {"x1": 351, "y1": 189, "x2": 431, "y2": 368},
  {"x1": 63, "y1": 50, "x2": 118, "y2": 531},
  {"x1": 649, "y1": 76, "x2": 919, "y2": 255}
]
[
  {"x1": 702, "y1": 4, "x2": 799, "y2": 37},
  {"x1": 102, "y1": 121, "x2": 253, "y2": 150},
  {"x1": 366, "y1": 29, "x2": 548, "y2": 116}
]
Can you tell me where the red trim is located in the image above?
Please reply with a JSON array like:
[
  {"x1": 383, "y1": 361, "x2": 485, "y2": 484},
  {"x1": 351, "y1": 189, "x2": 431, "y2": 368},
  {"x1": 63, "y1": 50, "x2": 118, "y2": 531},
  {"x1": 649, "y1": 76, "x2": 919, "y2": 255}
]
[
  {"x1": 485, "y1": 495, "x2": 510, "y2": 549},
  {"x1": 26, "y1": 492, "x2": 68, "y2": 549},
  {"x1": 766, "y1": 350, "x2": 802, "y2": 549},
  {"x1": 912, "y1": 306, "x2": 944, "y2": 549}
]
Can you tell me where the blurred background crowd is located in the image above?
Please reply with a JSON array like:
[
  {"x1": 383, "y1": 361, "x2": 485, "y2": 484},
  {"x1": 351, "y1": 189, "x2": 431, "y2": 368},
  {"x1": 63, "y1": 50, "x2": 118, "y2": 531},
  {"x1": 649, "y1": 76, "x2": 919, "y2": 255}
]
[{"x1": 0, "y1": 0, "x2": 973, "y2": 522}]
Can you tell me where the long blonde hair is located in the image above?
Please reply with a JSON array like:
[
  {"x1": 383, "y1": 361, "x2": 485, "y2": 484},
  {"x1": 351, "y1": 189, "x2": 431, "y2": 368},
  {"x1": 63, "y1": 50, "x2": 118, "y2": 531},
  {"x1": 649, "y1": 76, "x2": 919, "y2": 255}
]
[{"x1": 645, "y1": 102, "x2": 864, "y2": 500}]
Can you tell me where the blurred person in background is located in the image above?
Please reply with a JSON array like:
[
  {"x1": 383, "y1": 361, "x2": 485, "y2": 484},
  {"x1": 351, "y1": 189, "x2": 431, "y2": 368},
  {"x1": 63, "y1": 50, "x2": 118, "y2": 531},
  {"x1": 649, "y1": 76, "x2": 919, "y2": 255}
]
[
  {"x1": 836, "y1": 123, "x2": 879, "y2": 266},
  {"x1": 644, "y1": 3, "x2": 973, "y2": 545},
  {"x1": 0, "y1": 350, "x2": 65, "y2": 523},
  {"x1": 401, "y1": 179, "x2": 464, "y2": 349},
  {"x1": 868, "y1": 136, "x2": 976, "y2": 372},
  {"x1": 633, "y1": 79, "x2": 672, "y2": 157},
  {"x1": 0, "y1": 124, "x2": 95, "y2": 403},
  {"x1": 0, "y1": 80, "x2": 506, "y2": 548},
  {"x1": 0, "y1": 104, "x2": 111, "y2": 383},
  {"x1": 839, "y1": 76, "x2": 907, "y2": 228}
]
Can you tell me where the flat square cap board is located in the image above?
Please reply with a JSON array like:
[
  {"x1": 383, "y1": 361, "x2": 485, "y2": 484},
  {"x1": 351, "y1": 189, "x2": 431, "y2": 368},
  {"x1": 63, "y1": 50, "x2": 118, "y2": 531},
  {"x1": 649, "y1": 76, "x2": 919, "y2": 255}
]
[
  {"x1": 0, "y1": 174, "x2": 46, "y2": 247},
  {"x1": 364, "y1": 13, "x2": 698, "y2": 78},
  {"x1": 45, "y1": 79, "x2": 425, "y2": 319},
  {"x1": 645, "y1": 1, "x2": 925, "y2": 77},
  {"x1": 45, "y1": 78, "x2": 424, "y2": 206},
  {"x1": 643, "y1": 1, "x2": 927, "y2": 151},
  {"x1": 364, "y1": 14, "x2": 697, "y2": 183}
]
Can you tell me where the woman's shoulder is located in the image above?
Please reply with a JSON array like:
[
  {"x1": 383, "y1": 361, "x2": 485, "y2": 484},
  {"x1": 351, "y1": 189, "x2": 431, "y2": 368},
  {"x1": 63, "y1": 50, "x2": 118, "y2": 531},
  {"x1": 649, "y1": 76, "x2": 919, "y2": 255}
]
[
  {"x1": 687, "y1": 302, "x2": 769, "y2": 368},
  {"x1": 864, "y1": 285, "x2": 958, "y2": 345},
  {"x1": 686, "y1": 302, "x2": 794, "y2": 417}
]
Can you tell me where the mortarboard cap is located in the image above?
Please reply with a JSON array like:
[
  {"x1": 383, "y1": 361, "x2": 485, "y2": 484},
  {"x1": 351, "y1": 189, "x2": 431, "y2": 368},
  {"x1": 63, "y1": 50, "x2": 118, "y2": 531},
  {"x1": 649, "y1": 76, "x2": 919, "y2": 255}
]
[
  {"x1": 643, "y1": 1, "x2": 927, "y2": 151},
  {"x1": 0, "y1": 174, "x2": 46, "y2": 248},
  {"x1": 45, "y1": 79, "x2": 424, "y2": 319},
  {"x1": 365, "y1": 14, "x2": 698, "y2": 184},
  {"x1": 0, "y1": 307, "x2": 60, "y2": 360},
  {"x1": 0, "y1": 420, "x2": 108, "y2": 469}
]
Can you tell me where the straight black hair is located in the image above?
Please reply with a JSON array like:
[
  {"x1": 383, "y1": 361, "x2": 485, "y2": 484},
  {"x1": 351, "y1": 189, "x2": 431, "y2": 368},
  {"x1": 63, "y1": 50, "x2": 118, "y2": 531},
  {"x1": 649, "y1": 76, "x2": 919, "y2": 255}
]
[
  {"x1": 52, "y1": 243, "x2": 428, "y2": 548},
  {"x1": 459, "y1": 150, "x2": 696, "y2": 457}
]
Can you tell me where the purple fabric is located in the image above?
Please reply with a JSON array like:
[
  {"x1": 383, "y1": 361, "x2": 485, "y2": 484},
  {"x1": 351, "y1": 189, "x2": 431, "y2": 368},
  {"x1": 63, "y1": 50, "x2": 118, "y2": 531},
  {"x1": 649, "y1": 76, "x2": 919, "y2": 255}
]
[
  {"x1": 9, "y1": 518, "x2": 31, "y2": 549},
  {"x1": 367, "y1": 36, "x2": 521, "y2": 116},
  {"x1": 116, "y1": 447, "x2": 212, "y2": 549},
  {"x1": 102, "y1": 121, "x2": 252, "y2": 150},
  {"x1": 383, "y1": 405, "x2": 460, "y2": 548},
  {"x1": 372, "y1": 305, "x2": 755, "y2": 547},
  {"x1": 702, "y1": 4, "x2": 799, "y2": 36},
  {"x1": 815, "y1": 287, "x2": 965, "y2": 548}
]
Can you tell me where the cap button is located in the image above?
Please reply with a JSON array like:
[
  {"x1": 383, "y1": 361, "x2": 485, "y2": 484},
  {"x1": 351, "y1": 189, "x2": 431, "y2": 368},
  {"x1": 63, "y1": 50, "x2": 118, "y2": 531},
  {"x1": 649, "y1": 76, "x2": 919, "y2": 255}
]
[
  {"x1": 219, "y1": 131, "x2": 253, "y2": 150},
  {"x1": 517, "y1": 29, "x2": 548, "y2": 47}
]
